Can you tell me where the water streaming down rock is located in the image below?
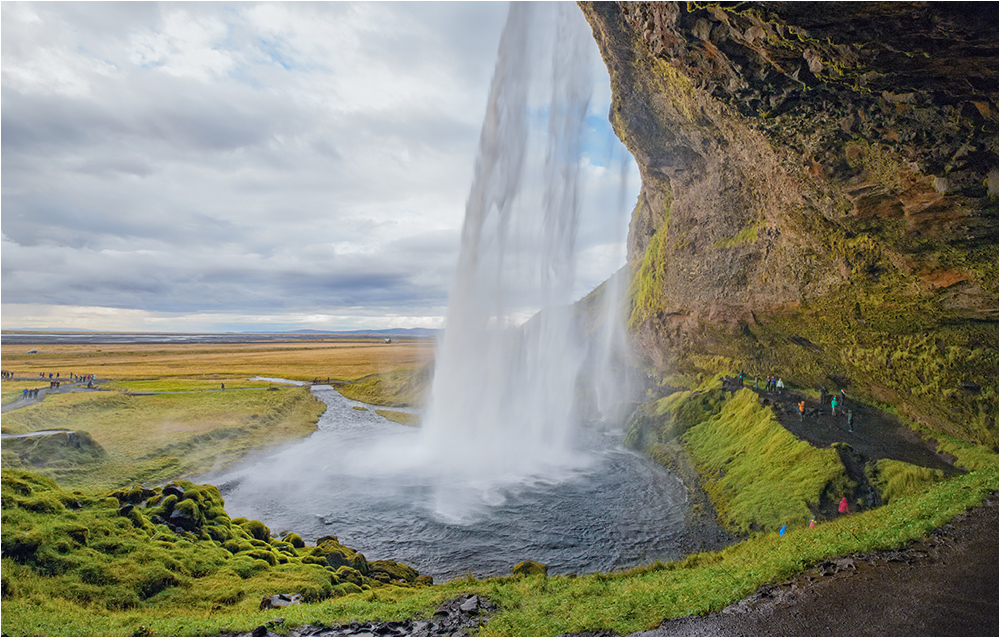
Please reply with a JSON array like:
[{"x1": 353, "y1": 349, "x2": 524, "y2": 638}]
[
  {"x1": 419, "y1": 3, "x2": 603, "y2": 512},
  {"x1": 196, "y1": 5, "x2": 691, "y2": 576}
]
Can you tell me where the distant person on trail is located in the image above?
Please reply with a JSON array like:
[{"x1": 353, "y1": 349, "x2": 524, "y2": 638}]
[
  {"x1": 776, "y1": 378, "x2": 784, "y2": 394},
  {"x1": 840, "y1": 388, "x2": 847, "y2": 405},
  {"x1": 839, "y1": 497, "x2": 850, "y2": 514},
  {"x1": 754, "y1": 375, "x2": 759, "y2": 389},
  {"x1": 831, "y1": 396, "x2": 838, "y2": 416},
  {"x1": 809, "y1": 519, "x2": 816, "y2": 528},
  {"x1": 846, "y1": 409, "x2": 854, "y2": 432},
  {"x1": 738, "y1": 371, "x2": 744, "y2": 386},
  {"x1": 221, "y1": 383, "x2": 225, "y2": 390},
  {"x1": 820, "y1": 386, "x2": 828, "y2": 407},
  {"x1": 798, "y1": 400, "x2": 806, "y2": 421}
]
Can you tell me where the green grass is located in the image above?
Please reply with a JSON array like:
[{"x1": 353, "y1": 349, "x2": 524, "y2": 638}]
[
  {"x1": 336, "y1": 365, "x2": 432, "y2": 408},
  {"x1": 869, "y1": 459, "x2": 947, "y2": 504},
  {"x1": 105, "y1": 378, "x2": 290, "y2": 393},
  {"x1": 682, "y1": 389, "x2": 851, "y2": 532},
  {"x1": 375, "y1": 410, "x2": 421, "y2": 427},
  {"x1": 628, "y1": 227, "x2": 670, "y2": 330},
  {"x1": 0, "y1": 470, "x2": 432, "y2": 636},
  {"x1": 3, "y1": 463, "x2": 994, "y2": 637},
  {"x1": 0, "y1": 388, "x2": 325, "y2": 492},
  {"x1": 712, "y1": 222, "x2": 762, "y2": 249}
]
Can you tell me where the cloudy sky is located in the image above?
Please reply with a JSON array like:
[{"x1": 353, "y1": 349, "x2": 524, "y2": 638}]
[{"x1": 1, "y1": 1, "x2": 637, "y2": 333}]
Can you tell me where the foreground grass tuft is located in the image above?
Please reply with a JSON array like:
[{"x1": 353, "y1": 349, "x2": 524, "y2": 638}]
[{"x1": 2, "y1": 462, "x2": 994, "y2": 637}]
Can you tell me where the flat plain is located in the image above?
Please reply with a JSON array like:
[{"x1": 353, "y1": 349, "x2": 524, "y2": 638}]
[{"x1": 0, "y1": 335, "x2": 435, "y2": 491}]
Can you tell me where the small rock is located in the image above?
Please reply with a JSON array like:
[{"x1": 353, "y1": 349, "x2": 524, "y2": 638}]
[
  {"x1": 459, "y1": 596, "x2": 480, "y2": 613},
  {"x1": 250, "y1": 625, "x2": 268, "y2": 637},
  {"x1": 260, "y1": 593, "x2": 303, "y2": 610},
  {"x1": 691, "y1": 18, "x2": 712, "y2": 41}
]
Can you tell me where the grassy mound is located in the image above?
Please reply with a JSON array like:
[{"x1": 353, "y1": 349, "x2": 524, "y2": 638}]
[
  {"x1": 682, "y1": 389, "x2": 851, "y2": 533},
  {"x1": 1, "y1": 469, "x2": 431, "y2": 635},
  {"x1": 627, "y1": 379, "x2": 852, "y2": 533}
]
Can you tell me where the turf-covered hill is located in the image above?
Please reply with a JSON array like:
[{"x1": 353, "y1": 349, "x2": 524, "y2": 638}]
[
  {"x1": 1, "y1": 470, "x2": 428, "y2": 622},
  {"x1": 622, "y1": 374, "x2": 995, "y2": 536}
]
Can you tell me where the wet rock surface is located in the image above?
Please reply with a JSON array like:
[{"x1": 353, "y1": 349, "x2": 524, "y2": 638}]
[
  {"x1": 634, "y1": 492, "x2": 999, "y2": 636},
  {"x1": 241, "y1": 594, "x2": 497, "y2": 637}
]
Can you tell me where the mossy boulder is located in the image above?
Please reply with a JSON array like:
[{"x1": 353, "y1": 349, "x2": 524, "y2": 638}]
[
  {"x1": 625, "y1": 384, "x2": 728, "y2": 450},
  {"x1": 333, "y1": 565, "x2": 364, "y2": 586},
  {"x1": 368, "y1": 560, "x2": 419, "y2": 585},
  {"x1": 282, "y1": 532, "x2": 305, "y2": 548},
  {"x1": 239, "y1": 519, "x2": 271, "y2": 542},
  {"x1": 316, "y1": 536, "x2": 369, "y2": 575},
  {"x1": 512, "y1": 560, "x2": 548, "y2": 577}
]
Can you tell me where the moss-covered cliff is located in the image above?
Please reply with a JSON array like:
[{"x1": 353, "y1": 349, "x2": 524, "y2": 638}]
[{"x1": 581, "y1": 1, "x2": 998, "y2": 446}]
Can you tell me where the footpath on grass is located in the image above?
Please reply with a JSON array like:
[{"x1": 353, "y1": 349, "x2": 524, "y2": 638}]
[
  {"x1": 0, "y1": 378, "x2": 107, "y2": 414},
  {"x1": 636, "y1": 491, "x2": 999, "y2": 637},
  {"x1": 718, "y1": 376, "x2": 960, "y2": 516}
]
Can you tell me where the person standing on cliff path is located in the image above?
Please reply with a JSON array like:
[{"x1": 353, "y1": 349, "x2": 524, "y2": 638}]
[
  {"x1": 776, "y1": 378, "x2": 784, "y2": 394},
  {"x1": 831, "y1": 396, "x2": 838, "y2": 416},
  {"x1": 838, "y1": 497, "x2": 850, "y2": 515},
  {"x1": 798, "y1": 400, "x2": 806, "y2": 421},
  {"x1": 820, "y1": 386, "x2": 828, "y2": 408},
  {"x1": 839, "y1": 388, "x2": 847, "y2": 406}
]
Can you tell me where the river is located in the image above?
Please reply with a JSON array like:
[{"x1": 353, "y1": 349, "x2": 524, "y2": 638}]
[{"x1": 199, "y1": 385, "x2": 691, "y2": 582}]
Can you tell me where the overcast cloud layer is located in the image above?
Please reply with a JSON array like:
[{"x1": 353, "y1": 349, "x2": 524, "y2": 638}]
[{"x1": 1, "y1": 1, "x2": 637, "y2": 332}]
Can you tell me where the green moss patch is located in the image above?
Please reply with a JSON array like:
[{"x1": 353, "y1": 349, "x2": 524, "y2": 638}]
[{"x1": 682, "y1": 390, "x2": 851, "y2": 533}]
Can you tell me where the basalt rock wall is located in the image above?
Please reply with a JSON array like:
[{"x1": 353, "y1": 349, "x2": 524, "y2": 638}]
[{"x1": 580, "y1": 2, "x2": 998, "y2": 445}]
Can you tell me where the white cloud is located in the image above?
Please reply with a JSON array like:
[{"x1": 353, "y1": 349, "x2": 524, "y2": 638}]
[{"x1": 1, "y1": 1, "x2": 637, "y2": 333}]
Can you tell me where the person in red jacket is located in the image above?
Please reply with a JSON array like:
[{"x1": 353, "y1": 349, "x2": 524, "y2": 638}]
[{"x1": 839, "y1": 497, "x2": 850, "y2": 514}]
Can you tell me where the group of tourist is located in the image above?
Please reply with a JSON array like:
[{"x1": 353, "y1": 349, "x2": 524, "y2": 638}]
[
  {"x1": 36, "y1": 372, "x2": 95, "y2": 381},
  {"x1": 732, "y1": 369, "x2": 857, "y2": 433},
  {"x1": 737, "y1": 371, "x2": 786, "y2": 393}
]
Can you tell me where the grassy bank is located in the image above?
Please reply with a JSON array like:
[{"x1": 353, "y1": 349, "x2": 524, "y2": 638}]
[
  {"x1": 1, "y1": 462, "x2": 994, "y2": 636},
  {"x1": 682, "y1": 389, "x2": 849, "y2": 532},
  {"x1": 0, "y1": 387, "x2": 325, "y2": 492},
  {"x1": 1, "y1": 336, "x2": 434, "y2": 490}
]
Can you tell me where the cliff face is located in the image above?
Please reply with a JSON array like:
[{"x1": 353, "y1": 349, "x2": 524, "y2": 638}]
[{"x1": 581, "y1": 2, "x2": 998, "y2": 445}]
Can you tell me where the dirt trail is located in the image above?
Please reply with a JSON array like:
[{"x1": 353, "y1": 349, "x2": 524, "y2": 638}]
[
  {"x1": 635, "y1": 492, "x2": 999, "y2": 636},
  {"x1": 750, "y1": 383, "x2": 956, "y2": 473}
]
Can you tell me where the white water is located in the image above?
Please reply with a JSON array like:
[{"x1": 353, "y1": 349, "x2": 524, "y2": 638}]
[{"x1": 409, "y1": 3, "x2": 635, "y2": 519}]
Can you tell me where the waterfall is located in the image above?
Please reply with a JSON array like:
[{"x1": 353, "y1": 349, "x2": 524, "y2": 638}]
[{"x1": 419, "y1": 3, "x2": 599, "y2": 515}]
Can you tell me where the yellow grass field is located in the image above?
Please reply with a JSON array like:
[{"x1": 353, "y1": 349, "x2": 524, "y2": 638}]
[
  {"x1": 1, "y1": 337, "x2": 435, "y2": 383},
  {"x1": 0, "y1": 336, "x2": 436, "y2": 490}
]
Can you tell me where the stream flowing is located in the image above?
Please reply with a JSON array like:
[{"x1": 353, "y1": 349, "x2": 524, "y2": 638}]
[{"x1": 203, "y1": 385, "x2": 689, "y2": 581}]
